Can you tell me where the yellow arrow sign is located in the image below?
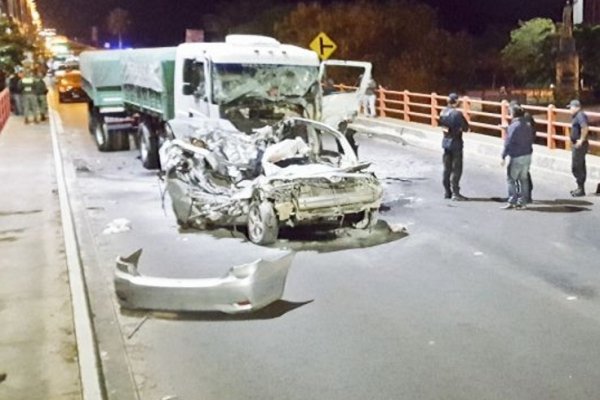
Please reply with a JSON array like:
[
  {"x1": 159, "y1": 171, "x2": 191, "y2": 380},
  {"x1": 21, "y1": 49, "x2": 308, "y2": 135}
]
[{"x1": 309, "y1": 32, "x2": 337, "y2": 60}]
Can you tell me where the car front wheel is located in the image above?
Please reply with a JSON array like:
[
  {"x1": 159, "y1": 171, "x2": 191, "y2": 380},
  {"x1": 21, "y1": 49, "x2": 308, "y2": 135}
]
[{"x1": 247, "y1": 201, "x2": 279, "y2": 245}]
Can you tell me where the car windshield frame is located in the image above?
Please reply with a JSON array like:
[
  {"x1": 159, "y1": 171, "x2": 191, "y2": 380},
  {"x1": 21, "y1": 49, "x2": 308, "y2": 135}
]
[{"x1": 211, "y1": 63, "x2": 319, "y2": 105}]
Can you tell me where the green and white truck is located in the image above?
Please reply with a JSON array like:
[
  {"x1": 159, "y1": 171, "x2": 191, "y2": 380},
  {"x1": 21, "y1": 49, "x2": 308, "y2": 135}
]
[{"x1": 80, "y1": 35, "x2": 371, "y2": 169}]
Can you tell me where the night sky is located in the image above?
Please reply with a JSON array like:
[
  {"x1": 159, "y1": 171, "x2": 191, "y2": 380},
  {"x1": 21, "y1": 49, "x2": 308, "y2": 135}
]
[{"x1": 37, "y1": 0, "x2": 566, "y2": 46}]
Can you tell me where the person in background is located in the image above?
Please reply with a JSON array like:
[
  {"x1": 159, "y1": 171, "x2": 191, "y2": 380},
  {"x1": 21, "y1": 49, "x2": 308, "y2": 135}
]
[
  {"x1": 7, "y1": 71, "x2": 23, "y2": 116},
  {"x1": 33, "y1": 72, "x2": 48, "y2": 122},
  {"x1": 18, "y1": 70, "x2": 40, "y2": 124},
  {"x1": 362, "y1": 76, "x2": 377, "y2": 117},
  {"x1": 509, "y1": 100, "x2": 536, "y2": 202},
  {"x1": 567, "y1": 99, "x2": 589, "y2": 197},
  {"x1": 501, "y1": 103, "x2": 534, "y2": 209},
  {"x1": 439, "y1": 93, "x2": 469, "y2": 200}
]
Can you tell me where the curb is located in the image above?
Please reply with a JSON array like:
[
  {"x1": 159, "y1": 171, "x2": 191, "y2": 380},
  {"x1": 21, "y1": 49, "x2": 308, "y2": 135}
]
[{"x1": 49, "y1": 109, "x2": 104, "y2": 400}]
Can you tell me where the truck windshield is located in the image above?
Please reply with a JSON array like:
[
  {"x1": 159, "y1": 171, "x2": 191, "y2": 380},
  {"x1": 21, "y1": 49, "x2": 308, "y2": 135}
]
[{"x1": 212, "y1": 63, "x2": 319, "y2": 105}]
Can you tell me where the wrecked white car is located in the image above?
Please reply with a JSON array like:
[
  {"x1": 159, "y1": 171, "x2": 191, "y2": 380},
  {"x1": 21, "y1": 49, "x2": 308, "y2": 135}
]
[{"x1": 161, "y1": 117, "x2": 383, "y2": 245}]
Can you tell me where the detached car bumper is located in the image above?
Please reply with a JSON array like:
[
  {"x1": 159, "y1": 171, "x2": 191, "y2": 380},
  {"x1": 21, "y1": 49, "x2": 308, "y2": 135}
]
[{"x1": 114, "y1": 250, "x2": 295, "y2": 314}]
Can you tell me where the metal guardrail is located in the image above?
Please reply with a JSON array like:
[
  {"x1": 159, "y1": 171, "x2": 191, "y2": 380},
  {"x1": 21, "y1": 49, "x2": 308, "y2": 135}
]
[
  {"x1": 336, "y1": 84, "x2": 600, "y2": 151},
  {"x1": 0, "y1": 88, "x2": 11, "y2": 133}
]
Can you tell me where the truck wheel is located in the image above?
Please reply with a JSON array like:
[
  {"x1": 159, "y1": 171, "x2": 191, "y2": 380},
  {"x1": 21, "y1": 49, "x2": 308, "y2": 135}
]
[
  {"x1": 247, "y1": 201, "x2": 279, "y2": 245},
  {"x1": 94, "y1": 119, "x2": 112, "y2": 152},
  {"x1": 139, "y1": 122, "x2": 160, "y2": 169},
  {"x1": 114, "y1": 131, "x2": 130, "y2": 151}
]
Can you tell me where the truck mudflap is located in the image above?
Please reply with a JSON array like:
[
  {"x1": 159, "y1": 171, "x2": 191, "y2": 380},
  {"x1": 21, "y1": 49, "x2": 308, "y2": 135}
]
[{"x1": 114, "y1": 249, "x2": 295, "y2": 314}]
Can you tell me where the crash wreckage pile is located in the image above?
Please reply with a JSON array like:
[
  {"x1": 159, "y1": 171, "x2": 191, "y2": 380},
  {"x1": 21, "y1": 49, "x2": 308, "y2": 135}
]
[{"x1": 161, "y1": 117, "x2": 383, "y2": 245}]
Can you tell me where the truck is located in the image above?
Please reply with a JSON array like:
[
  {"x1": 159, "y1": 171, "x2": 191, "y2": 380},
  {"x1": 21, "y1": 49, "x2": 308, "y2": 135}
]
[{"x1": 80, "y1": 35, "x2": 372, "y2": 169}]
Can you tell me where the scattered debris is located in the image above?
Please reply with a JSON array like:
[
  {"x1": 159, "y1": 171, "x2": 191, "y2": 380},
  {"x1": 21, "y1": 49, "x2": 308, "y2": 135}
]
[
  {"x1": 161, "y1": 395, "x2": 178, "y2": 400},
  {"x1": 0, "y1": 372, "x2": 6, "y2": 383},
  {"x1": 102, "y1": 218, "x2": 132, "y2": 235},
  {"x1": 473, "y1": 251, "x2": 484, "y2": 256},
  {"x1": 566, "y1": 296, "x2": 578, "y2": 301},
  {"x1": 127, "y1": 314, "x2": 150, "y2": 340},
  {"x1": 114, "y1": 249, "x2": 295, "y2": 314}
]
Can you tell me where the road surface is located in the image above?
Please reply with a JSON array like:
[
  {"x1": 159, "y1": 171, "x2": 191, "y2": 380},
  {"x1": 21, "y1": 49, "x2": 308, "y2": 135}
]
[{"x1": 54, "y1": 95, "x2": 600, "y2": 400}]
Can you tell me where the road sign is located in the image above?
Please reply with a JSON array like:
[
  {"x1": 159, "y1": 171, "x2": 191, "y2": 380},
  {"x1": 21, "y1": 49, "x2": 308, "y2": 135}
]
[{"x1": 309, "y1": 32, "x2": 337, "y2": 60}]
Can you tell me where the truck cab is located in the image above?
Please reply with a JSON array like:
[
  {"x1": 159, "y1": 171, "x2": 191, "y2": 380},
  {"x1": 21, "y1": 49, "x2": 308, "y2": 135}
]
[{"x1": 172, "y1": 35, "x2": 323, "y2": 134}]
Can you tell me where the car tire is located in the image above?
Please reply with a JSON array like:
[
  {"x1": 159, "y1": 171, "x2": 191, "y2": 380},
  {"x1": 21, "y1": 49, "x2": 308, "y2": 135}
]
[
  {"x1": 139, "y1": 122, "x2": 160, "y2": 169},
  {"x1": 247, "y1": 201, "x2": 279, "y2": 245},
  {"x1": 353, "y1": 210, "x2": 377, "y2": 230}
]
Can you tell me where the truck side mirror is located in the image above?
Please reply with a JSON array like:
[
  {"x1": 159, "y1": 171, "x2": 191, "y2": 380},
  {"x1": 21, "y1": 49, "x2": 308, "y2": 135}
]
[{"x1": 182, "y1": 83, "x2": 194, "y2": 96}]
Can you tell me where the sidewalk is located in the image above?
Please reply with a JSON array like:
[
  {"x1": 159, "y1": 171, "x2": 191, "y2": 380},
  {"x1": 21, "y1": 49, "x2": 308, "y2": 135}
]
[
  {"x1": 0, "y1": 116, "x2": 81, "y2": 399},
  {"x1": 351, "y1": 116, "x2": 600, "y2": 193}
]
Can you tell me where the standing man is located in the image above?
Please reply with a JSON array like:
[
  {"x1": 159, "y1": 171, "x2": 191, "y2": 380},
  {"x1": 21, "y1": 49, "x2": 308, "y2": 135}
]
[
  {"x1": 362, "y1": 77, "x2": 377, "y2": 118},
  {"x1": 8, "y1": 71, "x2": 22, "y2": 116},
  {"x1": 567, "y1": 99, "x2": 589, "y2": 197},
  {"x1": 509, "y1": 100, "x2": 536, "y2": 202},
  {"x1": 33, "y1": 72, "x2": 48, "y2": 122},
  {"x1": 439, "y1": 93, "x2": 469, "y2": 200},
  {"x1": 18, "y1": 70, "x2": 40, "y2": 124},
  {"x1": 501, "y1": 104, "x2": 534, "y2": 209}
]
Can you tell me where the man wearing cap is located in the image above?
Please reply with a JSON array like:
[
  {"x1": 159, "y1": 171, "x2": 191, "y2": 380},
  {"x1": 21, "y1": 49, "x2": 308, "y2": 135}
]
[
  {"x1": 567, "y1": 99, "x2": 589, "y2": 197},
  {"x1": 501, "y1": 104, "x2": 534, "y2": 209},
  {"x1": 439, "y1": 93, "x2": 469, "y2": 200}
]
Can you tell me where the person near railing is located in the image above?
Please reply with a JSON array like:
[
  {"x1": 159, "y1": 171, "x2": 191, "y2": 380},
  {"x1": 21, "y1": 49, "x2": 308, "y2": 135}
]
[
  {"x1": 500, "y1": 104, "x2": 534, "y2": 209},
  {"x1": 7, "y1": 71, "x2": 22, "y2": 116},
  {"x1": 439, "y1": 93, "x2": 469, "y2": 200},
  {"x1": 509, "y1": 100, "x2": 536, "y2": 202},
  {"x1": 567, "y1": 99, "x2": 589, "y2": 197},
  {"x1": 361, "y1": 77, "x2": 377, "y2": 118}
]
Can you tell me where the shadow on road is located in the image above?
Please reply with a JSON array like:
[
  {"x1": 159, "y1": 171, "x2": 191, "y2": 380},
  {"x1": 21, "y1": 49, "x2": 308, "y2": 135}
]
[
  {"x1": 178, "y1": 220, "x2": 408, "y2": 253},
  {"x1": 121, "y1": 299, "x2": 313, "y2": 322}
]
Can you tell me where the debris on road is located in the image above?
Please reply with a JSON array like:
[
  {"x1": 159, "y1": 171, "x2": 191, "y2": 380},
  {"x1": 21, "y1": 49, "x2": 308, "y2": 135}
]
[
  {"x1": 114, "y1": 249, "x2": 295, "y2": 314},
  {"x1": 102, "y1": 218, "x2": 132, "y2": 235}
]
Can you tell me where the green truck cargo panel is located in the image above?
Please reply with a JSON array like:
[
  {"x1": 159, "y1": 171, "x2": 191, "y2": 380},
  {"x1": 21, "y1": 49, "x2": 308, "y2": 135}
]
[
  {"x1": 80, "y1": 50, "x2": 128, "y2": 108},
  {"x1": 121, "y1": 47, "x2": 177, "y2": 120}
]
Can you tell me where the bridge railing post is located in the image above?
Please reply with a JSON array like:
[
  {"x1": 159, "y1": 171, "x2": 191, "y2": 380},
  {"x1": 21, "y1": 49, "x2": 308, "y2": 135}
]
[
  {"x1": 378, "y1": 86, "x2": 386, "y2": 118},
  {"x1": 547, "y1": 104, "x2": 556, "y2": 149},
  {"x1": 500, "y1": 100, "x2": 509, "y2": 140},
  {"x1": 403, "y1": 90, "x2": 410, "y2": 122},
  {"x1": 431, "y1": 93, "x2": 438, "y2": 127},
  {"x1": 462, "y1": 96, "x2": 471, "y2": 125}
]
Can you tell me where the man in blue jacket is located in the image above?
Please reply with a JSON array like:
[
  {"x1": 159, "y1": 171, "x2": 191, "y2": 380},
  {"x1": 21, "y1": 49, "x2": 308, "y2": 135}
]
[{"x1": 501, "y1": 104, "x2": 534, "y2": 209}]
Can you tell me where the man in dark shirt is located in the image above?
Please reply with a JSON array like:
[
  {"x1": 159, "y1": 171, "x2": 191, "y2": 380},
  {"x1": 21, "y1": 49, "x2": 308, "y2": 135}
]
[
  {"x1": 567, "y1": 99, "x2": 589, "y2": 197},
  {"x1": 439, "y1": 93, "x2": 469, "y2": 200},
  {"x1": 501, "y1": 104, "x2": 534, "y2": 209}
]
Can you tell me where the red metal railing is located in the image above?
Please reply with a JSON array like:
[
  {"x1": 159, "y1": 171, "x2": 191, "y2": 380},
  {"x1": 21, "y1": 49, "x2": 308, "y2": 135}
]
[
  {"x1": 0, "y1": 88, "x2": 11, "y2": 133},
  {"x1": 375, "y1": 88, "x2": 600, "y2": 151}
]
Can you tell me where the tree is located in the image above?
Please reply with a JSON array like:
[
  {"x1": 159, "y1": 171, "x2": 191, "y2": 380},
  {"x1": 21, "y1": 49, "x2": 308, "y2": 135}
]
[
  {"x1": 501, "y1": 18, "x2": 557, "y2": 86},
  {"x1": 107, "y1": 7, "x2": 131, "y2": 49},
  {"x1": 274, "y1": 0, "x2": 477, "y2": 92},
  {"x1": 574, "y1": 24, "x2": 600, "y2": 95},
  {"x1": 0, "y1": 15, "x2": 34, "y2": 73}
]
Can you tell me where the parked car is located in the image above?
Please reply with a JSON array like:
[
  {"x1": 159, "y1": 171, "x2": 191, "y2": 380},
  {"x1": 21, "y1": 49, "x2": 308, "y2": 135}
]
[
  {"x1": 57, "y1": 70, "x2": 87, "y2": 103},
  {"x1": 161, "y1": 117, "x2": 383, "y2": 245}
]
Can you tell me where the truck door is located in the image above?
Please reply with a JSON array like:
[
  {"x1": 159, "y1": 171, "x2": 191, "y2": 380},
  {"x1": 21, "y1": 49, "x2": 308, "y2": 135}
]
[
  {"x1": 177, "y1": 58, "x2": 210, "y2": 119},
  {"x1": 318, "y1": 60, "x2": 372, "y2": 128}
]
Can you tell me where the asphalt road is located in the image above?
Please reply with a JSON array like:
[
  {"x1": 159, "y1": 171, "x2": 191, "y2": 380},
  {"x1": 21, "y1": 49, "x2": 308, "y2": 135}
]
[{"x1": 53, "y1": 96, "x2": 600, "y2": 400}]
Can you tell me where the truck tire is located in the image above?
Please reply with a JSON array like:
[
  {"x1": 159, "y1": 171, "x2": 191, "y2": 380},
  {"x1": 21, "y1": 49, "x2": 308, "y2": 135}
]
[
  {"x1": 139, "y1": 122, "x2": 160, "y2": 169},
  {"x1": 94, "y1": 116, "x2": 130, "y2": 152},
  {"x1": 247, "y1": 201, "x2": 279, "y2": 245},
  {"x1": 94, "y1": 118, "x2": 112, "y2": 152}
]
